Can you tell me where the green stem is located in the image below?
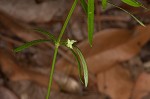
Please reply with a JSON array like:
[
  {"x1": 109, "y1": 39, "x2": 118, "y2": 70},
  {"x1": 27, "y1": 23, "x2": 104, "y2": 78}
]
[
  {"x1": 108, "y1": 2, "x2": 145, "y2": 27},
  {"x1": 46, "y1": 47, "x2": 58, "y2": 99},
  {"x1": 57, "y1": 0, "x2": 78, "y2": 43},
  {"x1": 46, "y1": 0, "x2": 78, "y2": 99}
]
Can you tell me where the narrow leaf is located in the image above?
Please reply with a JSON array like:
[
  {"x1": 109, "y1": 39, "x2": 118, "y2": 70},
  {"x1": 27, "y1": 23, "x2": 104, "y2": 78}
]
[
  {"x1": 108, "y1": 2, "x2": 145, "y2": 27},
  {"x1": 88, "y1": 0, "x2": 94, "y2": 46},
  {"x1": 80, "y1": 0, "x2": 88, "y2": 14},
  {"x1": 35, "y1": 28, "x2": 56, "y2": 41},
  {"x1": 14, "y1": 39, "x2": 50, "y2": 52},
  {"x1": 121, "y1": 0, "x2": 142, "y2": 7},
  {"x1": 102, "y1": 0, "x2": 107, "y2": 10},
  {"x1": 70, "y1": 49, "x2": 83, "y2": 83},
  {"x1": 74, "y1": 46, "x2": 88, "y2": 87}
]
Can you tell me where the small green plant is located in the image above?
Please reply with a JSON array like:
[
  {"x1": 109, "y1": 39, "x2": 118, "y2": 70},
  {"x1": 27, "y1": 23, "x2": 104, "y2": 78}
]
[{"x1": 14, "y1": 0, "x2": 146, "y2": 99}]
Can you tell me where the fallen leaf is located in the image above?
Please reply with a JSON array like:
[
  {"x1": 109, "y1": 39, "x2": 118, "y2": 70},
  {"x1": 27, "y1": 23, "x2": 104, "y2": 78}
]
[
  {"x1": 97, "y1": 65, "x2": 133, "y2": 99},
  {"x1": 0, "y1": 10, "x2": 54, "y2": 51},
  {"x1": 56, "y1": 28, "x2": 132, "y2": 75},
  {"x1": 0, "y1": 0, "x2": 67, "y2": 22},
  {"x1": 0, "y1": 86, "x2": 19, "y2": 99},
  {"x1": 0, "y1": 48, "x2": 59, "y2": 90},
  {"x1": 55, "y1": 25, "x2": 150, "y2": 93},
  {"x1": 56, "y1": 25, "x2": 150, "y2": 76},
  {"x1": 56, "y1": 28, "x2": 132, "y2": 89},
  {"x1": 86, "y1": 25, "x2": 150, "y2": 74},
  {"x1": 0, "y1": 48, "x2": 83, "y2": 93},
  {"x1": 132, "y1": 72, "x2": 150, "y2": 99}
]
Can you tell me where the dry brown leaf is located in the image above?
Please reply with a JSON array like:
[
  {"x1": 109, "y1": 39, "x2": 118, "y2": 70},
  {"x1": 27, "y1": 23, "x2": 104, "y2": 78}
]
[
  {"x1": 86, "y1": 25, "x2": 150, "y2": 74},
  {"x1": 56, "y1": 28, "x2": 132, "y2": 75},
  {"x1": 0, "y1": 10, "x2": 46, "y2": 42},
  {"x1": 0, "y1": 48, "x2": 59, "y2": 90},
  {"x1": 0, "y1": 10, "x2": 72, "y2": 63},
  {"x1": 0, "y1": 48, "x2": 82, "y2": 93},
  {"x1": 56, "y1": 26, "x2": 150, "y2": 74},
  {"x1": 0, "y1": 86, "x2": 19, "y2": 99},
  {"x1": 0, "y1": 0, "x2": 66, "y2": 22},
  {"x1": 56, "y1": 25, "x2": 150, "y2": 77},
  {"x1": 55, "y1": 28, "x2": 132, "y2": 89},
  {"x1": 132, "y1": 72, "x2": 150, "y2": 99},
  {"x1": 55, "y1": 25, "x2": 150, "y2": 93},
  {"x1": 97, "y1": 65, "x2": 133, "y2": 99}
]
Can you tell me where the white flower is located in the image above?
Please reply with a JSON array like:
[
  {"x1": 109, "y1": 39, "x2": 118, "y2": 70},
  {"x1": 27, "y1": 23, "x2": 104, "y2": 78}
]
[{"x1": 67, "y1": 39, "x2": 76, "y2": 49}]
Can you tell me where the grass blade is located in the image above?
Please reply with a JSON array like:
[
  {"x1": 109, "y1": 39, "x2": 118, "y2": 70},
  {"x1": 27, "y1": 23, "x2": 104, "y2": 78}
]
[
  {"x1": 88, "y1": 0, "x2": 94, "y2": 46},
  {"x1": 108, "y1": 2, "x2": 145, "y2": 27},
  {"x1": 14, "y1": 39, "x2": 50, "y2": 52},
  {"x1": 70, "y1": 49, "x2": 83, "y2": 83},
  {"x1": 35, "y1": 28, "x2": 56, "y2": 41},
  {"x1": 102, "y1": 0, "x2": 107, "y2": 10},
  {"x1": 121, "y1": 0, "x2": 142, "y2": 7},
  {"x1": 80, "y1": 0, "x2": 88, "y2": 14},
  {"x1": 74, "y1": 46, "x2": 88, "y2": 87}
]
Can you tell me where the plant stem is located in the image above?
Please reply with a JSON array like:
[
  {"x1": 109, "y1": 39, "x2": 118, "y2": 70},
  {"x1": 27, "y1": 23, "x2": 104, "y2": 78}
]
[
  {"x1": 57, "y1": 0, "x2": 78, "y2": 43},
  {"x1": 107, "y1": 2, "x2": 145, "y2": 27},
  {"x1": 46, "y1": 47, "x2": 58, "y2": 99},
  {"x1": 46, "y1": 0, "x2": 78, "y2": 99}
]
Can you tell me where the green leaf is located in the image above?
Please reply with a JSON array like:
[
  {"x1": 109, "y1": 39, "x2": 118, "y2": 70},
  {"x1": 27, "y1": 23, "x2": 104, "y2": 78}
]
[
  {"x1": 102, "y1": 0, "x2": 107, "y2": 10},
  {"x1": 108, "y1": 2, "x2": 145, "y2": 27},
  {"x1": 70, "y1": 49, "x2": 83, "y2": 84},
  {"x1": 121, "y1": 0, "x2": 142, "y2": 7},
  {"x1": 74, "y1": 46, "x2": 88, "y2": 87},
  {"x1": 14, "y1": 39, "x2": 50, "y2": 52},
  {"x1": 80, "y1": 0, "x2": 88, "y2": 14},
  {"x1": 88, "y1": 0, "x2": 94, "y2": 47},
  {"x1": 34, "y1": 28, "x2": 56, "y2": 41}
]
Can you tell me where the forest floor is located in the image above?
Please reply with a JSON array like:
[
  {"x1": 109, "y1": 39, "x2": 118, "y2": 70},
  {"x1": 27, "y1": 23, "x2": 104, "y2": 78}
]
[{"x1": 0, "y1": 0, "x2": 150, "y2": 99}]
